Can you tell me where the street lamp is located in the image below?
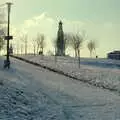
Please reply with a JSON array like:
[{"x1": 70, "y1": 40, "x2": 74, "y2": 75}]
[{"x1": 4, "y1": 2, "x2": 13, "y2": 69}]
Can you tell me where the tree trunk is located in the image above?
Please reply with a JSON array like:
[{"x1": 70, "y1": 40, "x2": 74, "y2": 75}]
[
  {"x1": 90, "y1": 51, "x2": 92, "y2": 58},
  {"x1": 94, "y1": 49, "x2": 97, "y2": 58},
  {"x1": 37, "y1": 46, "x2": 39, "y2": 55},
  {"x1": 17, "y1": 44, "x2": 19, "y2": 55},
  {"x1": 25, "y1": 41, "x2": 27, "y2": 55},
  {"x1": 33, "y1": 46, "x2": 36, "y2": 56},
  {"x1": 42, "y1": 47, "x2": 43, "y2": 55},
  {"x1": 78, "y1": 49, "x2": 80, "y2": 68},
  {"x1": 55, "y1": 47, "x2": 57, "y2": 63},
  {"x1": 21, "y1": 45, "x2": 23, "y2": 55},
  {"x1": 75, "y1": 49, "x2": 77, "y2": 57}
]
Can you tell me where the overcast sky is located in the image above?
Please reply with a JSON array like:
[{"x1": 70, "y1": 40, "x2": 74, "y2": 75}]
[{"x1": 0, "y1": 0, "x2": 120, "y2": 57}]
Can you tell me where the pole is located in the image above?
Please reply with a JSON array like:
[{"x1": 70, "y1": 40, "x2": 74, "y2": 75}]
[{"x1": 6, "y1": 2, "x2": 12, "y2": 68}]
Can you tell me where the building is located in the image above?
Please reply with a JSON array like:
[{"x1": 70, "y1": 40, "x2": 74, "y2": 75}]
[
  {"x1": 107, "y1": 51, "x2": 120, "y2": 60},
  {"x1": 56, "y1": 21, "x2": 65, "y2": 56}
]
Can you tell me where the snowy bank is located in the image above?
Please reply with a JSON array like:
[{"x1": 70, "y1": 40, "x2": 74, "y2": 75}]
[{"x1": 11, "y1": 55, "x2": 120, "y2": 93}]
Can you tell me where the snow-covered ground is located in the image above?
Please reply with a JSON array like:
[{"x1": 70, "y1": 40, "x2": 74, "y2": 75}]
[
  {"x1": 1, "y1": 56, "x2": 120, "y2": 119},
  {"x1": 16, "y1": 55, "x2": 120, "y2": 92},
  {"x1": 79, "y1": 58, "x2": 120, "y2": 69},
  {"x1": 18, "y1": 55, "x2": 120, "y2": 69}
]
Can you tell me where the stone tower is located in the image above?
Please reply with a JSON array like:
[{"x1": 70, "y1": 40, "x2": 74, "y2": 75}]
[{"x1": 56, "y1": 21, "x2": 65, "y2": 56}]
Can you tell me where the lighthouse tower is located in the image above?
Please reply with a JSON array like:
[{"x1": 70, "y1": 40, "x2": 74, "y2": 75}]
[{"x1": 56, "y1": 21, "x2": 65, "y2": 56}]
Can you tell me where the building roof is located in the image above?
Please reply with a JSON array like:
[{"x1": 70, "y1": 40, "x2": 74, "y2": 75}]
[{"x1": 108, "y1": 50, "x2": 120, "y2": 54}]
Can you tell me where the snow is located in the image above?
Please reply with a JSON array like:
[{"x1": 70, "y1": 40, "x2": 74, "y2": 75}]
[
  {"x1": 0, "y1": 57, "x2": 65, "y2": 120},
  {"x1": 79, "y1": 58, "x2": 120, "y2": 69},
  {"x1": 1, "y1": 56, "x2": 120, "y2": 119},
  {"x1": 16, "y1": 55, "x2": 120, "y2": 92}
]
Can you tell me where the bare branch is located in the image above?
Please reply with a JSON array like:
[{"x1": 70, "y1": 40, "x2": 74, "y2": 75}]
[
  {"x1": 87, "y1": 40, "x2": 96, "y2": 57},
  {"x1": 69, "y1": 31, "x2": 86, "y2": 57},
  {"x1": 64, "y1": 33, "x2": 71, "y2": 50},
  {"x1": 20, "y1": 34, "x2": 28, "y2": 55},
  {"x1": 36, "y1": 33, "x2": 45, "y2": 55}
]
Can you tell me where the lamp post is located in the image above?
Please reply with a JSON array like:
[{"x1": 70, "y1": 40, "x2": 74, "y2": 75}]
[{"x1": 4, "y1": 2, "x2": 13, "y2": 69}]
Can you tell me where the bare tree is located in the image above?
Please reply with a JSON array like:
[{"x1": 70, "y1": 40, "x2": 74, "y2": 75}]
[
  {"x1": 47, "y1": 50, "x2": 54, "y2": 56},
  {"x1": 0, "y1": 37, "x2": 4, "y2": 52},
  {"x1": 70, "y1": 31, "x2": 86, "y2": 57},
  {"x1": 69, "y1": 31, "x2": 86, "y2": 68},
  {"x1": 0, "y1": 8, "x2": 6, "y2": 53},
  {"x1": 16, "y1": 43, "x2": 19, "y2": 55},
  {"x1": 52, "y1": 37, "x2": 57, "y2": 63},
  {"x1": 87, "y1": 40, "x2": 96, "y2": 58},
  {"x1": 24, "y1": 35, "x2": 28, "y2": 55},
  {"x1": 36, "y1": 33, "x2": 45, "y2": 55},
  {"x1": 40, "y1": 34, "x2": 45, "y2": 54},
  {"x1": 53, "y1": 38, "x2": 57, "y2": 55},
  {"x1": 0, "y1": 27, "x2": 5, "y2": 53},
  {"x1": 0, "y1": 7, "x2": 6, "y2": 25},
  {"x1": 64, "y1": 33, "x2": 71, "y2": 55},
  {"x1": 20, "y1": 44, "x2": 23, "y2": 55},
  {"x1": 36, "y1": 34, "x2": 41, "y2": 54},
  {"x1": 20, "y1": 34, "x2": 28, "y2": 55},
  {"x1": 32, "y1": 38, "x2": 36, "y2": 56}
]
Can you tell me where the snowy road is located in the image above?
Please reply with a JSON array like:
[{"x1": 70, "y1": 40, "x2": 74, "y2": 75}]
[{"x1": 1, "y1": 57, "x2": 120, "y2": 120}]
